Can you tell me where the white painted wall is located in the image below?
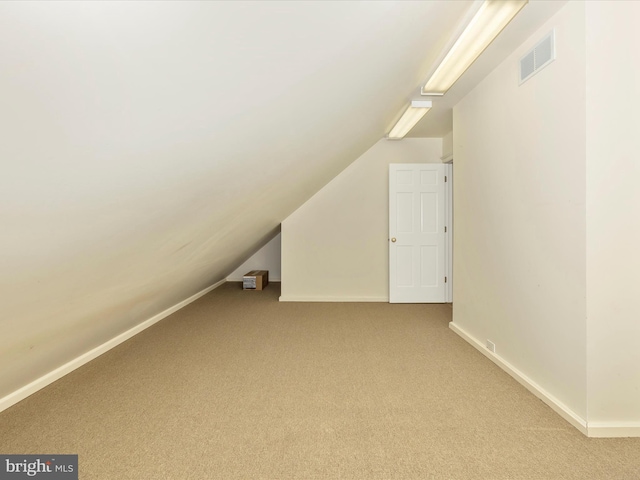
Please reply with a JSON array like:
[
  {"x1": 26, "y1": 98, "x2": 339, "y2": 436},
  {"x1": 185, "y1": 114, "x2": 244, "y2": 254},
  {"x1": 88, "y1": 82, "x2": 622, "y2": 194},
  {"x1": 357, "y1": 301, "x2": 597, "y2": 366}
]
[
  {"x1": 281, "y1": 138, "x2": 442, "y2": 302},
  {"x1": 442, "y1": 131, "x2": 454, "y2": 159},
  {"x1": 452, "y1": 2, "x2": 588, "y2": 419},
  {"x1": 227, "y1": 233, "x2": 282, "y2": 282},
  {"x1": 585, "y1": 1, "x2": 640, "y2": 426}
]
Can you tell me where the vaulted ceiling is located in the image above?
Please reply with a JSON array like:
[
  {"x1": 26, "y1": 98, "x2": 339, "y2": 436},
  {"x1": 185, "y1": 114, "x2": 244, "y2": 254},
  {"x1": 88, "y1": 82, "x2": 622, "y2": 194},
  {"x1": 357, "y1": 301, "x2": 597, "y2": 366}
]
[{"x1": 0, "y1": 0, "x2": 565, "y2": 397}]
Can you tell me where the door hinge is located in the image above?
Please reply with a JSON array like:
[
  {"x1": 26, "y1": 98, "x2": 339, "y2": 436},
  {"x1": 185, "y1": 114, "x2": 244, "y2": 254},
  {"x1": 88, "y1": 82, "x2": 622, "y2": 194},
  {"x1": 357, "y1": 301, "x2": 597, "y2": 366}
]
[
  {"x1": 445, "y1": 175, "x2": 448, "y2": 182},
  {"x1": 445, "y1": 276, "x2": 448, "y2": 283}
]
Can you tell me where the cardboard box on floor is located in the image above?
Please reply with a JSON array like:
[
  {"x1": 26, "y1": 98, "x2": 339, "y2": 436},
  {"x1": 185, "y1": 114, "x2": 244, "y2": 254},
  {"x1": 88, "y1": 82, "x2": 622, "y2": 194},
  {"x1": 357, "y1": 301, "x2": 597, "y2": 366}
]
[{"x1": 243, "y1": 270, "x2": 269, "y2": 290}]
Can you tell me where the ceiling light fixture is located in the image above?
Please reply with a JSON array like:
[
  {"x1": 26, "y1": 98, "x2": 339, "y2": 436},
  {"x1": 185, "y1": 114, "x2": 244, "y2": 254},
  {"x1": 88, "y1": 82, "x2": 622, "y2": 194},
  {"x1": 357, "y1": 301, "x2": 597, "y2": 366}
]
[
  {"x1": 387, "y1": 100, "x2": 432, "y2": 140},
  {"x1": 422, "y1": 0, "x2": 528, "y2": 96}
]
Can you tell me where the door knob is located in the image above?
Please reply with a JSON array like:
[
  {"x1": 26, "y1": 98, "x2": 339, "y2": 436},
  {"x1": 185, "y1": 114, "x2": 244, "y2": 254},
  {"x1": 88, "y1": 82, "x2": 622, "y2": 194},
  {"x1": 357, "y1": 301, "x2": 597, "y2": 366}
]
[{"x1": 391, "y1": 237, "x2": 396, "y2": 243}]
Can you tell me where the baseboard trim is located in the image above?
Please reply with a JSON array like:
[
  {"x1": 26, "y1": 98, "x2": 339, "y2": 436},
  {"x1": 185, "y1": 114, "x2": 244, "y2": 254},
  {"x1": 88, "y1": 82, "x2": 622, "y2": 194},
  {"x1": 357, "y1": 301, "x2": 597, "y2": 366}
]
[
  {"x1": 227, "y1": 277, "x2": 282, "y2": 282},
  {"x1": 0, "y1": 279, "x2": 227, "y2": 414},
  {"x1": 279, "y1": 295, "x2": 388, "y2": 303},
  {"x1": 449, "y1": 322, "x2": 588, "y2": 436},
  {"x1": 587, "y1": 422, "x2": 640, "y2": 438}
]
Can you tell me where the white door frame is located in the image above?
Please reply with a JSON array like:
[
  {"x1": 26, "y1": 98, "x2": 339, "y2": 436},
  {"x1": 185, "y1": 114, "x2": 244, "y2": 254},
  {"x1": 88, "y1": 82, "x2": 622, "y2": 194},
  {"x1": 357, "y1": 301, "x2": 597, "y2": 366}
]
[{"x1": 444, "y1": 163, "x2": 453, "y2": 303}]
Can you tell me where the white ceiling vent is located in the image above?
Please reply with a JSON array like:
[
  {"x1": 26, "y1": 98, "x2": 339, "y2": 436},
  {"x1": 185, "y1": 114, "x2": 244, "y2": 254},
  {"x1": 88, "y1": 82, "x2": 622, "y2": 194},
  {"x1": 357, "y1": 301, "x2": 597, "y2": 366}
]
[{"x1": 519, "y1": 30, "x2": 555, "y2": 84}]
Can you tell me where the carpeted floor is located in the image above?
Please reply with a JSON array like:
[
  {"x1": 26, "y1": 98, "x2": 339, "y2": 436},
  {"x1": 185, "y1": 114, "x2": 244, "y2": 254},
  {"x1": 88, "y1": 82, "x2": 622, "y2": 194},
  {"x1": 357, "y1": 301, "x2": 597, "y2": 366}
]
[{"x1": 1, "y1": 282, "x2": 639, "y2": 479}]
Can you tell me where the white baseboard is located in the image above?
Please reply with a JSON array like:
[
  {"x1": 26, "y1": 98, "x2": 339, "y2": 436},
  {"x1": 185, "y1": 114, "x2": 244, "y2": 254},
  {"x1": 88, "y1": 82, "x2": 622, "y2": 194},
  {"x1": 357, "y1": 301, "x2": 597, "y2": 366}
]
[
  {"x1": 0, "y1": 279, "x2": 227, "y2": 414},
  {"x1": 227, "y1": 277, "x2": 282, "y2": 282},
  {"x1": 587, "y1": 422, "x2": 640, "y2": 438},
  {"x1": 279, "y1": 295, "x2": 388, "y2": 302},
  {"x1": 449, "y1": 322, "x2": 589, "y2": 436}
]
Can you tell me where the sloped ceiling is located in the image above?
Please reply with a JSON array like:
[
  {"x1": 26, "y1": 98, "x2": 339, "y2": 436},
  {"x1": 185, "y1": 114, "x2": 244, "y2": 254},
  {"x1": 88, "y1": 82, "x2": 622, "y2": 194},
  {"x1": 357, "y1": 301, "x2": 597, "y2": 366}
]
[{"x1": 1, "y1": 1, "x2": 474, "y2": 396}]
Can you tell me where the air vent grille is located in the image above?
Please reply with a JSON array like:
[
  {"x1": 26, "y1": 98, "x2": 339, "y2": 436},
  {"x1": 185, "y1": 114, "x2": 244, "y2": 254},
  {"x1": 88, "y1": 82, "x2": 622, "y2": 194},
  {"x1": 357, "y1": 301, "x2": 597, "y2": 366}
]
[{"x1": 520, "y1": 30, "x2": 555, "y2": 84}]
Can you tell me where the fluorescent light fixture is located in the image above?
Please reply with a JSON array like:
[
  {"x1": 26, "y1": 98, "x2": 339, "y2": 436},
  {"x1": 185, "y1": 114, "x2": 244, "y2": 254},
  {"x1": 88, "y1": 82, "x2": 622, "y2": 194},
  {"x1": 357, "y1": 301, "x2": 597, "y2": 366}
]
[
  {"x1": 387, "y1": 100, "x2": 432, "y2": 140},
  {"x1": 422, "y1": 0, "x2": 528, "y2": 96}
]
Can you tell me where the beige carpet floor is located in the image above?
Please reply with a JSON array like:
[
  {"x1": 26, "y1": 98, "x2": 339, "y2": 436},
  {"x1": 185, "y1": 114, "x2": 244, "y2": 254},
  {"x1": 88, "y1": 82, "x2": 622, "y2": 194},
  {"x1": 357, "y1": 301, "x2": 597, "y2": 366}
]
[{"x1": 1, "y1": 282, "x2": 639, "y2": 479}]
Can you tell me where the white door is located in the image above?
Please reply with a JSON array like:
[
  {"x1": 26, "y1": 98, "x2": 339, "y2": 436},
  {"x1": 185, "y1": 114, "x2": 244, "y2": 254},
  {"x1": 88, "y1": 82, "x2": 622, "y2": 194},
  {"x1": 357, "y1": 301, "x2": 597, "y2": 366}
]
[{"x1": 389, "y1": 164, "x2": 446, "y2": 303}]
